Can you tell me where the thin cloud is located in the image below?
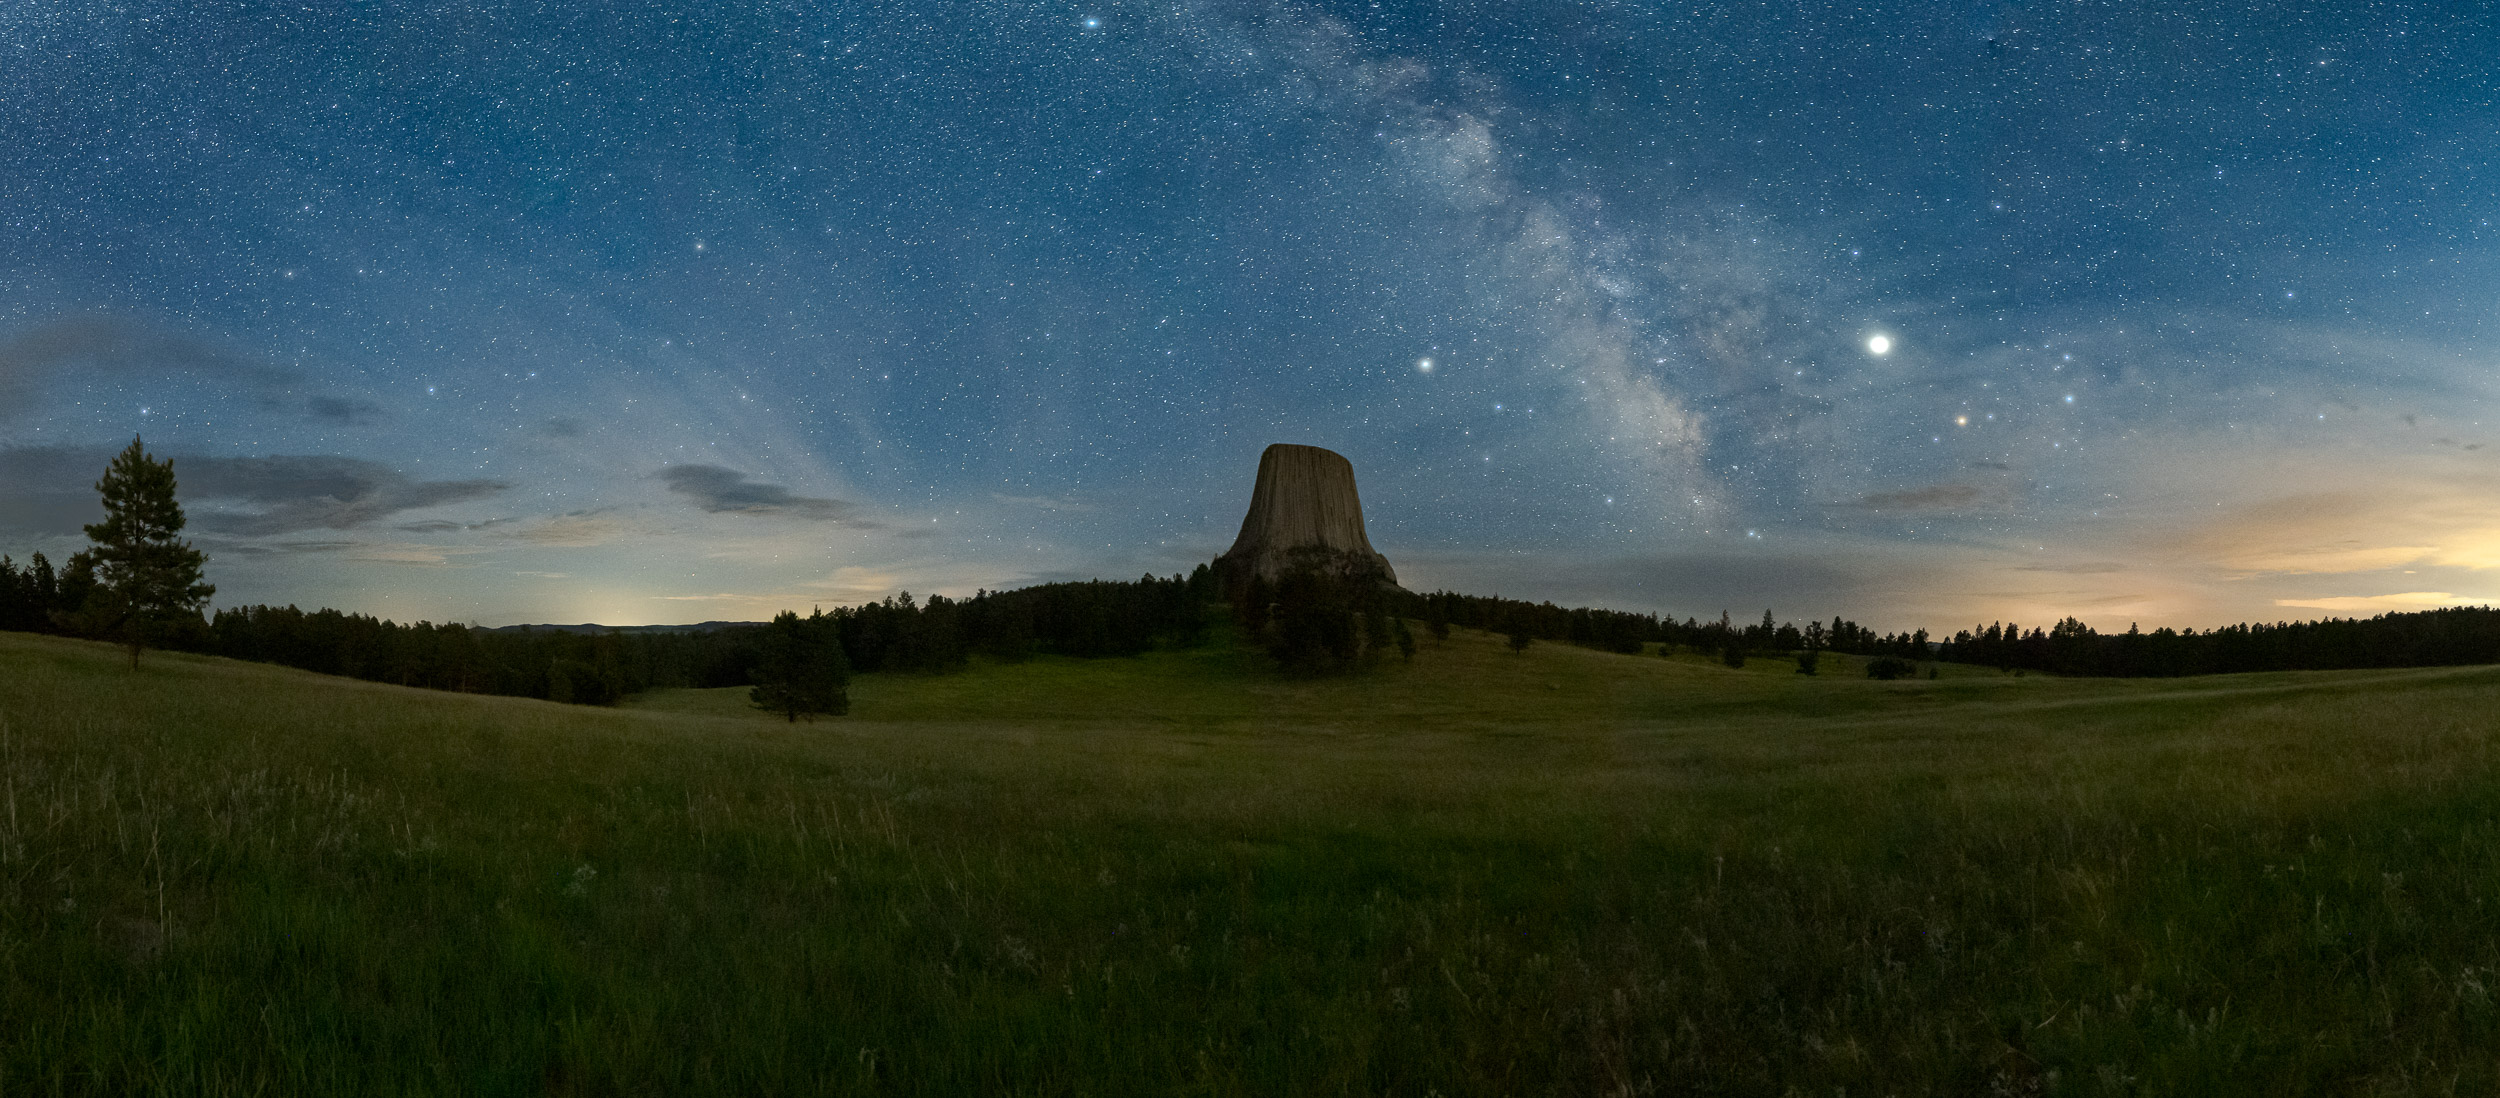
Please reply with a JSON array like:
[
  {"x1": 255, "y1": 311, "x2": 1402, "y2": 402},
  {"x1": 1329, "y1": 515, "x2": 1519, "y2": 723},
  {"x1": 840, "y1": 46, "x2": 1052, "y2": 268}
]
[
  {"x1": 180, "y1": 455, "x2": 507, "y2": 536},
  {"x1": 659, "y1": 464, "x2": 875, "y2": 525},
  {"x1": 398, "y1": 517, "x2": 515, "y2": 533},
  {"x1": 0, "y1": 446, "x2": 501, "y2": 537},
  {"x1": 0, "y1": 315, "x2": 382, "y2": 424},
  {"x1": 1853, "y1": 483, "x2": 1986, "y2": 513},
  {"x1": 991, "y1": 493, "x2": 1097, "y2": 512},
  {"x1": 2274, "y1": 592, "x2": 2488, "y2": 613},
  {"x1": 515, "y1": 512, "x2": 623, "y2": 548},
  {"x1": 307, "y1": 396, "x2": 383, "y2": 424}
]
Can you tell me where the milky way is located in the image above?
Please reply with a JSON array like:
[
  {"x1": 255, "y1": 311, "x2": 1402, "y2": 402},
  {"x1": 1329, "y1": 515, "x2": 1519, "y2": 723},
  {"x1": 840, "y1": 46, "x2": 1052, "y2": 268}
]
[{"x1": 4, "y1": 2, "x2": 2496, "y2": 628}]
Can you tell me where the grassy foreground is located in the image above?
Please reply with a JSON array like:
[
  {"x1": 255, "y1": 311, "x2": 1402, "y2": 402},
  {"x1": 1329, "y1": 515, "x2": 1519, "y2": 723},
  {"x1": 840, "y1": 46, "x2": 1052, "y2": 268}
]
[{"x1": 7, "y1": 630, "x2": 2500, "y2": 1094}]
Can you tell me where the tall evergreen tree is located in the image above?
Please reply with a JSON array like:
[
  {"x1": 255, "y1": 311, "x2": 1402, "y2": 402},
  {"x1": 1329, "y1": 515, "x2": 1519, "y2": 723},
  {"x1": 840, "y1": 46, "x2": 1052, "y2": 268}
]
[
  {"x1": 0, "y1": 556, "x2": 29, "y2": 633},
  {"x1": 80, "y1": 437, "x2": 214, "y2": 668},
  {"x1": 1718, "y1": 611, "x2": 1746, "y2": 668},
  {"x1": 750, "y1": 609, "x2": 850, "y2": 721},
  {"x1": 1796, "y1": 620, "x2": 1825, "y2": 675}
]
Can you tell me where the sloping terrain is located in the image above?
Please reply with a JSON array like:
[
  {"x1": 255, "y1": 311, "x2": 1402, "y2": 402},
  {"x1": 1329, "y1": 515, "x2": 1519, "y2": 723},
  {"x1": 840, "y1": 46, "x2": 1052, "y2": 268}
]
[{"x1": 6, "y1": 628, "x2": 2500, "y2": 1094}]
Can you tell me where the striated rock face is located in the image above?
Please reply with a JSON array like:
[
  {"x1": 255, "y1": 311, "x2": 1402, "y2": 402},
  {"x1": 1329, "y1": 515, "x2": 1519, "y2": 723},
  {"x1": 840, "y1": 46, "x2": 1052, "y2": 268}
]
[{"x1": 1216, "y1": 443, "x2": 1397, "y2": 589}]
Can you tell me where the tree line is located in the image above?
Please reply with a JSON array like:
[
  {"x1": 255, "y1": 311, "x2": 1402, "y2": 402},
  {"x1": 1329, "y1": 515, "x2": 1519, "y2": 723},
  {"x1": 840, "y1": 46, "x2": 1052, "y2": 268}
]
[
  {"x1": 17, "y1": 542, "x2": 2500, "y2": 694},
  {"x1": 12, "y1": 437, "x2": 2500, "y2": 702},
  {"x1": 1396, "y1": 590, "x2": 1930, "y2": 664},
  {"x1": 0, "y1": 556, "x2": 1220, "y2": 705},
  {"x1": 1934, "y1": 611, "x2": 2500, "y2": 677}
]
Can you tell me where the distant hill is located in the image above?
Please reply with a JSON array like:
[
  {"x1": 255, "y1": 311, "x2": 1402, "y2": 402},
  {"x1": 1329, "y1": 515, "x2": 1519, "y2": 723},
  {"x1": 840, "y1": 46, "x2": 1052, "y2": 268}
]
[{"x1": 482, "y1": 620, "x2": 761, "y2": 635}]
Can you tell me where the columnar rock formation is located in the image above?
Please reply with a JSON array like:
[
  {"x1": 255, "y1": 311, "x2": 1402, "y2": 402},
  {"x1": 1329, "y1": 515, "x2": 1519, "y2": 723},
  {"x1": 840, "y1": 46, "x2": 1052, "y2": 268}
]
[{"x1": 1216, "y1": 443, "x2": 1397, "y2": 590}]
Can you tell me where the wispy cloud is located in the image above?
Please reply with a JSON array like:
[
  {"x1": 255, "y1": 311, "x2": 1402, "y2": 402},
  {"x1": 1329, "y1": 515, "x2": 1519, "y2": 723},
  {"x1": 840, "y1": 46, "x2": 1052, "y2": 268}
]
[
  {"x1": 991, "y1": 493, "x2": 1096, "y2": 512},
  {"x1": 513, "y1": 511, "x2": 622, "y2": 547},
  {"x1": 180, "y1": 455, "x2": 506, "y2": 536},
  {"x1": 1853, "y1": 483, "x2": 1987, "y2": 513},
  {"x1": 2274, "y1": 592, "x2": 2490, "y2": 613},
  {"x1": 0, "y1": 315, "x2": 382, "y2": 425},
  {"x1": 658, "y1": 464, "x2": 875, "y2": 525},
  {"x1": 0, "y1": 446, "x2": 503, "y2": 537}
]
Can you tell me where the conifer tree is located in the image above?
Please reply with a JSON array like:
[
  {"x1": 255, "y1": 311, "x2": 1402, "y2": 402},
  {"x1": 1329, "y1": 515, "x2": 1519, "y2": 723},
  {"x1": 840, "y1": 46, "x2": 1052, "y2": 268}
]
[
  {"x1": 1717, "y1": 610, "x2": 1746, "y2": 668},
  {"x1": 80, "y1": 437, "x2": 213, "y2": 668},
  {"x1": 750, "y1": 609, "x2": 850, "y2": 721}
]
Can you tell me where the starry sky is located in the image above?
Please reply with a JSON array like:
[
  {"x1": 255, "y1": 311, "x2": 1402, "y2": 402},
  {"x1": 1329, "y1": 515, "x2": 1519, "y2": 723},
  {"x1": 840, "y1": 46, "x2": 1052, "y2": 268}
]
[{"x1": 4, "y1": 1, "x2": 2497, "y2": 630}]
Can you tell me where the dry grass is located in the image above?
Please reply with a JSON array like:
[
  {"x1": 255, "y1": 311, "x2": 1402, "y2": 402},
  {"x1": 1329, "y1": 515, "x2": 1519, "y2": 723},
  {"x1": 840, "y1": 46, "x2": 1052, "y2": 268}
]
[{"x1": 6, "y1": 627, "x2": 2500, "y2": 1094}]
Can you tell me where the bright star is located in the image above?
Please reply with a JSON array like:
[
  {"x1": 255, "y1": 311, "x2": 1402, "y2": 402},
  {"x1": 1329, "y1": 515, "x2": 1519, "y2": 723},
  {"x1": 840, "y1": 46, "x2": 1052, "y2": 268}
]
[
  {"x1": 1867, "y1": 334, "x2": 1892, "y2": 355},
  {"x1": 1417, "y1": 358, "x2": 1433, "y2": 373}
]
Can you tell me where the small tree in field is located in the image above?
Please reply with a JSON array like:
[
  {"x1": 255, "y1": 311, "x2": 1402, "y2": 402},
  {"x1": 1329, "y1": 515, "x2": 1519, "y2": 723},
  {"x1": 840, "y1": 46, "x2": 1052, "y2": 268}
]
[
  {"x1": 751, "y1": 609, "x2": 851, "y2": 721},
  {"x1": 80, "y1": 437, "x2": 213, "y2": 669},
  {"x1": 1506, "y1": 619, "x2": 1534, "y2": 654}
]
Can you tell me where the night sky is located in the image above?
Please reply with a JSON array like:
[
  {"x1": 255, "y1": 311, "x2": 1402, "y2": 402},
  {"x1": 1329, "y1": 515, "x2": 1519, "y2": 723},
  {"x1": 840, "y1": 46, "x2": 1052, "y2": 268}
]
[{"x1": 5, "y1": 1, "x2": 2496, "y2": 630}]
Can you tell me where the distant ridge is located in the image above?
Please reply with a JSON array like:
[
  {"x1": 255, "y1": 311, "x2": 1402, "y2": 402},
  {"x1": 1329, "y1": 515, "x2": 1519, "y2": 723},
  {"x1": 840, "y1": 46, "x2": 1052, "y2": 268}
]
[{"x1": 483, "y1": 621, "x2": 761, "y2": 635}]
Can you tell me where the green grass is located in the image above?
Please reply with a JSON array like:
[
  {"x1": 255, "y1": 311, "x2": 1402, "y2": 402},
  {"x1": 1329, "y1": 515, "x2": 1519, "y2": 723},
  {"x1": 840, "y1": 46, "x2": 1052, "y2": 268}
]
[{"x1": 8, "y1": 627, "x2": 2500, "y2": 1094}]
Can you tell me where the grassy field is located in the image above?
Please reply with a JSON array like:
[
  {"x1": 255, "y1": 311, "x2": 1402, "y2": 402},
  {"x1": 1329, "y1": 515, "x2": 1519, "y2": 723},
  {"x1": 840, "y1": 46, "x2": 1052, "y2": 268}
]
[{"x1": 7, "y1": 627, "x2": 2500, "y2": 1094}]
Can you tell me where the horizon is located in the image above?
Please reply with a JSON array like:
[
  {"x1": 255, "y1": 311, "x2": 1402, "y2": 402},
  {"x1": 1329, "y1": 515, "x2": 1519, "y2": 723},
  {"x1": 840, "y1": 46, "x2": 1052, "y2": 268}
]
[{"x1": 7, "y1": 4, "x2": 2497, "y2": 632}]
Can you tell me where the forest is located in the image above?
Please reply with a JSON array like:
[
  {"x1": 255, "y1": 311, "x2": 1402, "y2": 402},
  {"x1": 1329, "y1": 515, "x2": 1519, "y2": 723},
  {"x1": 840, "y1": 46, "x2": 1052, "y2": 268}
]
[
  {"x1": 0, "y1": 552, "x2": 1218, "y2": 704},
  {"x1": 1932, "y1": 611, "x2": 2500, "y2": 676},
  {"x1": 6, "y1": 547, "x2": 2500, "y2": 703}
]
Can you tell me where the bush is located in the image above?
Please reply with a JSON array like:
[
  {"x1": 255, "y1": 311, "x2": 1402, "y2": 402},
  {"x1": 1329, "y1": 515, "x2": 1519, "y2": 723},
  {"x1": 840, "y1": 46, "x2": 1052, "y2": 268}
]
[{"x1": 1866, "y1": 657, "x2": 1915, "y2": 680}]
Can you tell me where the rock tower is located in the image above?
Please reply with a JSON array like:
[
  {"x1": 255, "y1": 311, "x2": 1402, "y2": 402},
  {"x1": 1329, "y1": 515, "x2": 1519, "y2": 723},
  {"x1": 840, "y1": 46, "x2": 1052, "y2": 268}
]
[{"x1": 1216, "y1": 443, "x2": 1397, "y2": 590}]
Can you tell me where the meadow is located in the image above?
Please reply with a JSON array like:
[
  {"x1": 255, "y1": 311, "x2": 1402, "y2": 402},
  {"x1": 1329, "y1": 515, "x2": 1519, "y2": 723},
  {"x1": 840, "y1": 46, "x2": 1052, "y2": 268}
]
[{"x1": 5, "y1": 626, "x2": 2500, "y2": 1094}]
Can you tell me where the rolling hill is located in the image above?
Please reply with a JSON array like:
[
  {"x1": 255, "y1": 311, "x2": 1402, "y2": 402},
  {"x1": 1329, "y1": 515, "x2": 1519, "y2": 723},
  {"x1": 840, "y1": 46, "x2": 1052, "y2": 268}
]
[{"x1": 6, "y1": 627, "x2": 2500, "y2": 1092}]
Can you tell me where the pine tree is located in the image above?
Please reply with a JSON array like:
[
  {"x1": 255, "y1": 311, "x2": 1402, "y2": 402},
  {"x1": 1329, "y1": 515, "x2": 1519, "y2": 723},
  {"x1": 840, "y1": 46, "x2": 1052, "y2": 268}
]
[
  {"x1": 1796, "y1": 620, "x2": 1826, "y2": 675},
  {"x1": 81, "y1": 437, "x2": 214, "y2": 669},
  {"x1": 1718, "y1": 611, "x2": 1745, "y2": 668},
  {"x1": 0, "y1": 556, "x2": 26, "y2": 633},
  {"x1": 750, "y1": 609, "x2": 851, "y2": 721},
  {"x1": 29, "y1": 552, "x2": 57, "y2": 620}
]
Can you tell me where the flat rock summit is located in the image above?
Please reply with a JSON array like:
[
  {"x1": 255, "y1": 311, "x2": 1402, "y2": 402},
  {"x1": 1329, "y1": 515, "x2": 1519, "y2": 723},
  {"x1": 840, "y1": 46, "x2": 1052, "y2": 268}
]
[{"x1": 1216, "y1": 443, "x2": 1397, "y2": 589}]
